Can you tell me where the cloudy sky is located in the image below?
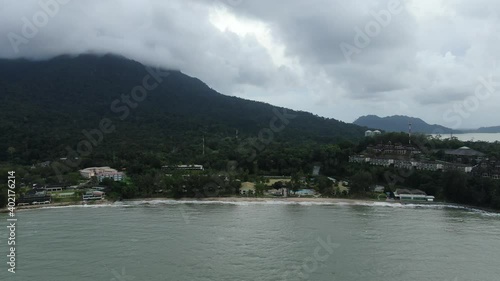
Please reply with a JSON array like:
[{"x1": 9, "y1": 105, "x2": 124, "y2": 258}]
[{"x1": 1, "y1": 0, "x2": 499, "y2": 128}]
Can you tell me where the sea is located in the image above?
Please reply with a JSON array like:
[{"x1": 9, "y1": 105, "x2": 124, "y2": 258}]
[
  {"x1": 432, "y1": 133, "x2": 500, "y2": 142},
  {"x1": 1, "y1": 200, "x2": 499, "y2": 281}
]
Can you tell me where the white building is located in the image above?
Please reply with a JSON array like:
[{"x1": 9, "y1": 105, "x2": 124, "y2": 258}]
[
  {"x1": 162, "y1": 164, "x2": 204, "y2": 171},
  {"x1": 80, "y1": 167, "x2": 124, "y2": 181},
  {"x1": 394, "y1": 189, "x2": 435, "y2": 202},
  {"x1": 365, "y1": 130, "x2": 381, "y2": 137},
  {"x1": 97, "y1": 172, "x2": 124, "y2": 182}
]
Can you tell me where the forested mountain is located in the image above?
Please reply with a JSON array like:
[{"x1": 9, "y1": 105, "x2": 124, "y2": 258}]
[
  {"x1": 354, "y1": 115, "x2": 456, "y2": 134},
  {"x1": 0, "y1": 54, "x2": 365, "y2": 168}
]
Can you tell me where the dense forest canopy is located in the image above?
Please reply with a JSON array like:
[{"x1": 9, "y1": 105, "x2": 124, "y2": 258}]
[{"x1": 0, "y1": 54, "x2": 366, "y2": 165}]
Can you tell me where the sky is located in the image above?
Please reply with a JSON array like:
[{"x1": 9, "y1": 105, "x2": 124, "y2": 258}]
[{"x1": 1, "y1": 0, "x2": 499, "y2": 129}]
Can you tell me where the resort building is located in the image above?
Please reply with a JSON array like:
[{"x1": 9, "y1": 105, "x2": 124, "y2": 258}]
[
  {"x1": 349, "y1": 155, "x2": 371, "y2": 164},
  {"x1": 79, "y1": 167, "x2": 124, "y2": 181},
  {"x1": 394, "y1": 189, "x2": 435, "y2": 202},
  {"x1": 439, "y1": 146, "x2": 485, "y2": 165},
  {"x1": 349, "y1": 155, "x2": 474, "y2": 173},
  {"x1": 444, "y1": 146, "x2": 485, "y2": 157},
  {"x1": 349, "y1": 143, "x2": 483, "y2": 173},
  {"x1": 266, "y1": 188, "x2": 289, "y2": 197},
  {"x1": 55, "y1": 192, "x2": 75, "y2": 198},
  {"x1": 240, "y1": 182, "x2": 256, "y2": 195},
  {"x1": 97, "y1": 172, "x2": 124, "y2": 182},
  {"x1": 83, "y1": 191, "x2": 105, "y2": 200},
  {"x1": 17, "y1": 190, "x2": 52, "y2": 205},
  {"x1": 365, "y1": 130, "x2": 382, "y2": 137},
  {"x1": 162, "y1": 164, "x2": 204, "y2": 171},
  {"x1": 472, "y1": 159, "x2": 500, "y2": 180},
  {"x1": 292, "y1": 189, "x2": 317, "y2": 196},
  {"x1": 45, "y1": 186, "x2": 63, "y2": 192},
  {"x1": 367, "y1": 143, "x2": 422, "y2": 156}
]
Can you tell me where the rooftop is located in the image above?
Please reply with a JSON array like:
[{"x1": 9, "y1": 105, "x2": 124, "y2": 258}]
[{"x1": 445, "y1": 146, "x2": 485, "y2": 156}]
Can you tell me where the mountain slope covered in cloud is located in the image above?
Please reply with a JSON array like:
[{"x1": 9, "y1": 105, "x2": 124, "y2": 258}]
[{"x1": 2, "y1": 0, "x2": 500, "y2": 127}]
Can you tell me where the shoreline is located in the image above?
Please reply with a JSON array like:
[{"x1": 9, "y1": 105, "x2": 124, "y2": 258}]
[
  {"x1": 0, "y1": 197, "x2": 386, "y2": 212},
  {"x1": 0, "y1": 199, "x2": 111, "y2": 213},
  {"x1": 1, "y1": 197, "x2": 498, "y2": 214},
  {"x1": 134, "y1": 197, "x2": 383, "y2": 204}
]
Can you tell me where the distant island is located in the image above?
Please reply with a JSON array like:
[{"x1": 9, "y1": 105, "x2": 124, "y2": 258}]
[
  {"x1": 354, "y1": 115, "x2": 500, "y2": 134},
  {"x1": 465, "y1": 126, "x2": 500, "y2": 134},
  {"x1": 353, "y1": 115, "x2": 456, "y2": 134}
]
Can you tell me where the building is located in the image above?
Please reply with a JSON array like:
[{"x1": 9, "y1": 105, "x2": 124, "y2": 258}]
[
  {"x1": 350, "y1": 155, "x2": 473, "y2": 172},
  {"x1": 311, "y1": 165, "x2": 321, "y2": 176},
  {"x1": 445, "y1": 146, "x2": 485, "y2": 157},
  {"x1": 240, "y1": 182, "x2": 256, "y2": 195},
  {"x1": 441, "y1": 146, "x2": 485, "y2": 164},
  {"x1": 44, "y1": 184, "x2": 69, "y2": 192},
  {"x1": 97, "y1": 172, "x2": 124, "y2": 182},
  {"x1": 370, "y1": 158, "x2": 394, "y2": 167},
  {"x1": 365, "y1": 130, "x2": 373, "y2": 137},
  {"x1": 414, "y1": 161, "x2": 443, "y2": 171},
  {"x1": 349, "y1": 155, "x2": 370, "y2": 163},
  {"x1": 83, "y1": 191, "x2": 105, "y2": 200},
  {"x1": 394, "y1": 189, "x2": 435, "y2": 202},
  {"x1": 80, "y1": 167, "x2": 116, "y2": 178},
  {"x1": 162, "y1": 164, "x2": 204, "y2": 171},
  {"x1": 17, "y1": 190, "x2": 51, "y2": 205},
  {"x1": 55, "y1": 192, "x2": 75, "y2": 198},
  {"x1": 472, "y1": 159, "x2": 500, "y2": 180},
  {"x1": 293, "y1": 189, "x2": 317, "y2": 196},
  {"x1": 266, "y1": 188, "x2": 289, "y2": 197},
  {"x1": 393, "y1": 160, "x2": 413, "y2": 170},
  {"x1": 265, "y1": 178, "x2": 291, "y2": 186},
  {"x1": 439, "y1": 161, "x2": 474, "y2": 173},
  {"x1": 368, "y1": 143, "x2": 421, "y2": 156},
  {"x1": 79, "y1": 167, "x2": 124, "y2": 181},
  {"x1": 45, "y1": 186, "x2": 63, "y2": 192}
]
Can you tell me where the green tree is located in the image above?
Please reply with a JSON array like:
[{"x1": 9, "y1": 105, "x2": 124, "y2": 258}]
[
  {"x1": 255, "y1": 183, "x2": 266, "y2": 196},
  {"x1": 350, "y1": 171, "x2": 373, "y2": 195}
]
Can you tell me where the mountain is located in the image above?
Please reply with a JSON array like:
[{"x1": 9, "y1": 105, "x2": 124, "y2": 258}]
[
  {"x1": 0, "y1": 54, "x2": 365, "y2": 165},
  {"x1": 353, "y1": 115, "x2": 456, "y2": 134}
]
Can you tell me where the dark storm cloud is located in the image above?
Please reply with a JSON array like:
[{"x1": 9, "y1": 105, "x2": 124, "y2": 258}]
[
  {"x1": 0, "y1": 0, "x2": 498, "y2": 127},
  {"x1": 222, "y1": 0, "x2": 415, "y2": 64}
]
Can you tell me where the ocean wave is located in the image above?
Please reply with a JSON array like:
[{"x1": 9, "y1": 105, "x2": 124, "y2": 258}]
[
  {"x1": 121, "y1": 199, "x2": 361, "y2": 207},
  {"x1": 121, "y1": 199, "x2": 500, "y2": 216},
  {"x1": 36, "y1": 203, "x2": 121, "y2": 210},
  {"x1": 16, "y1": 199, "x2": 500, "y2": 217}
]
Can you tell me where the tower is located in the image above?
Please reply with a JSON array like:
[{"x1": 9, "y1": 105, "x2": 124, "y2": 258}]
[
  {"x1": 202, "y1": 135, "x2": 205, "y2": 156},
  {"x1": 408, "y1": 121, "x2": 412, "y2": 145}
]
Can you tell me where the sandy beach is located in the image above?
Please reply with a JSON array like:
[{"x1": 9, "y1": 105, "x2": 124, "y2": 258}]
[
  {"x1": 118, "y1": 196, "x2": 397, "y2": 207},
  {"x1": 2, "y1": 197, "x2": 498, "y2": 215},
  {"x1": 0, "y1": 199, "x2": 112, "y2": 213},
  {"x1": 169, "y1": 197, "x2": 382, "y2": 204},
  {"x1": 1, "y1": 197, "x2": 385, "y2": 212}
]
